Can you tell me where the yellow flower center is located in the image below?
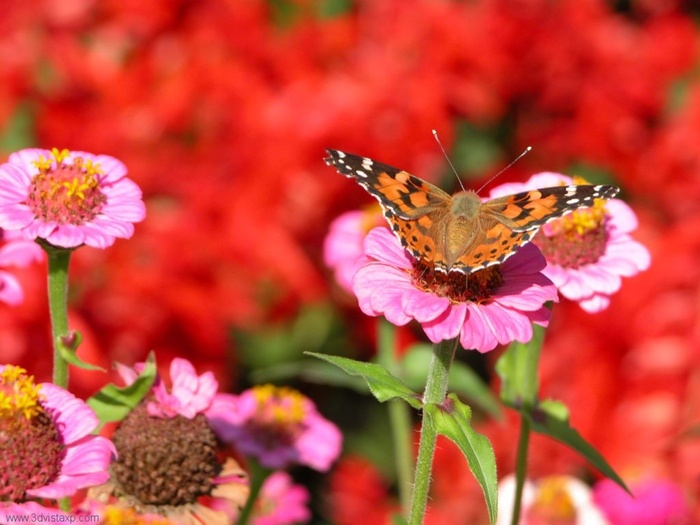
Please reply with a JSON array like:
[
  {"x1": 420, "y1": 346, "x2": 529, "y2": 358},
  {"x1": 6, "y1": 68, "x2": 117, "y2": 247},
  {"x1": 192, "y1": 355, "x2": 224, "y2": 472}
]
[
  {"x1": 28, "y1": 148, "x2": 107, "y2": 225},
  {"x1": 526, "y1": 476, "x2": 577, "y2": 524},
  {"x1": 0, "y1": 365, "x2": 44, "y2": 420}
]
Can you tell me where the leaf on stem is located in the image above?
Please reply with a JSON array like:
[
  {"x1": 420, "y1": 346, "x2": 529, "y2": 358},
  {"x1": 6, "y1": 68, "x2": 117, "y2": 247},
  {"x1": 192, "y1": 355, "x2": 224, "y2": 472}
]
[
  {"x1": 87, "y1": 352, "x2": 157, "y2": 429},
  {"x1": 426, "y1": 394, "x2": 498, "y2": 525},
  {"x1": 526, "y1": 399, "x2": 630, "y2": 494},
  {"x1": 305, "y1": 352, "x2": 422, "y2": 409},
  {"x1": 56, "y1": 331, "x2": 104, "y2": 371}
]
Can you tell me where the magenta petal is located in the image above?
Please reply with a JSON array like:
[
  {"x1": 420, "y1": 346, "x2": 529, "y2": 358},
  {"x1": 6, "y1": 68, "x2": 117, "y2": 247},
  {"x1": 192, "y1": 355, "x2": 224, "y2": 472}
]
[
  {"x1": 363, "y1": 227, "x2": 414, "y2": 269},
  {"x1": 423, "y1": 303, "x2": 466, "y2": 343},
  {"x1": 459, "y1": 304, "x2": 498, "y2": 351},
  {"x1": 40, "y1": 383, "x2": 98, "y2": 443},
  {"x1": 401, "y1": 288, "x2": 451, "y2": 323},
  {"x1": 0, "y1": 271, "x2": 24, "y2": 305}
]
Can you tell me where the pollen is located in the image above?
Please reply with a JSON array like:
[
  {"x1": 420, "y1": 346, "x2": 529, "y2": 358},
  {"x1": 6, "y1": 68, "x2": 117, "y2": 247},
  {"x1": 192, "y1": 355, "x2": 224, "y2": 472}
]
[
  {"x1": 0, "y1": 365, "x2": 44, "y2": 420},
  {"x1": 0, "y1": 366, "x2": 65, "y2": 501},
  {"x1": 527, "y1": 476, "x2": 577, "y2": 522},
  {"x1": 28, "y1": 148, "x2": 107, "y2": 226},
  {"x1": 252, "y1": 384, "x2": 306, "y2": 426},
  {"x1": 535, "y1": 199, "x2": 609, "y2": 269}
]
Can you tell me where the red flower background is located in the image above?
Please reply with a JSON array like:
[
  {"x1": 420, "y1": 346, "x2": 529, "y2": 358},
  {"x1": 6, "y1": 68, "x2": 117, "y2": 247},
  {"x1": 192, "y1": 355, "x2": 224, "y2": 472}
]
[{"x1": 2, "y1": 0, "x2": 699, "y2": 522}]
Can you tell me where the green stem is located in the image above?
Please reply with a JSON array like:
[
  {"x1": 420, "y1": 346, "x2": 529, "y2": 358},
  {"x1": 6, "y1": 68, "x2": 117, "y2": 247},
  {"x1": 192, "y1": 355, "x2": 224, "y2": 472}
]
[
  {"x1": 376, "y1": 320, "x2": 413, "y2": 513},
  {"x1": 236, "y1": 460, "x2": 272, "y2": 525},
  {"x1": 46, "y1": 248, "x2": 72, "y2": 389},
  {"x1": 510, "y1": 415, "x2": 532, "y2": 525},
  {"x1": 408, "y1": 338, "x2": 458, "y2": 525}
]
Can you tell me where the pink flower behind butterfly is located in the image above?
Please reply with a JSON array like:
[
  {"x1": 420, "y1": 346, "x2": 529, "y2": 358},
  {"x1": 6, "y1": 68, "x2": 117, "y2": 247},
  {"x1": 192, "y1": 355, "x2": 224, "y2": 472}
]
[
  {"x1": 489, "y1": 173, "x2": 650, "y2": 313},
  {"x1": 323, "y1": 206, "x2": 385, "y2": 293},
  {"x1": 352, "y1": 227, "x2": 558, "y2": 353}
]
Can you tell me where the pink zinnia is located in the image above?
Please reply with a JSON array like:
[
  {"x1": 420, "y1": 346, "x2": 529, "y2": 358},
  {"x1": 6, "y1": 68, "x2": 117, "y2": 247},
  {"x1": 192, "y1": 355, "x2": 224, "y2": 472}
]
[
  {"x1": 0, "y1": 365, "x2": 115, "y2": 520},
  {"x1": 252, "y1": 472, "x2": 311, "y2": 525},
  {"x1": 489, "y1": 173, "x2": 650, "y2": 313},
  {"x1": 211, "y1": 384, "x2": 342, "y2": 472},
  {"x1": 116, "y1": 357, "x2": 219, "y2": 420},
  {"x1": 593, "y1": 478, "x2": 691, "y2": 525},
  {"x1": 91, "y1": 357, "x2": 250, "y2": 524},
  {"x1": 0, "y1": 147, "x2": 145, "y2": 249},
  {"x1": 0, "y1": 229, "x2": 43, "y2": 305},
  {"x1": 323, "y1": 206, "x2": 385, "y2": 293},
  {"x1": 352, "y1": 227, "x2": 558, "y2": 353}
]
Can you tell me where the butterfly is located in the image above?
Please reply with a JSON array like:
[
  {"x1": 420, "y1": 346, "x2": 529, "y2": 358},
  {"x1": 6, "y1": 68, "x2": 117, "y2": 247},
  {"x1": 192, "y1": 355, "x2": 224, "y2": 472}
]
[{"x1": 325, "y1": 149, "x2": 620, "y2": 274}]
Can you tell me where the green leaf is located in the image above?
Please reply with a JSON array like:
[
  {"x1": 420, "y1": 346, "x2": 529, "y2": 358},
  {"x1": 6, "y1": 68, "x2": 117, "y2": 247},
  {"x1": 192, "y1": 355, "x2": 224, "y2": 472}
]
[
  {"x1": 526, "y1": 400, "x2": 630, "y2": 494},
  {"x1": 403, "y1": 343, "x2": 501, "y2": 418},
  {"x1": 87, "y1": 353, "x2": 157, "y2": 429},
  {"x1": 306, "y1": 352, "x2": 422, "y2": 409},
  {"x1": 56, "y1": 331, "x2": 104, "y2": 372},
  {"x1": 249, "y1": 359, "x2": 369, "y2": 394},
  {"x1": 495, "y1": 324, "x2": 545, "y2": 408},
  {"x1": 426, "y1": 394, "x2": 498, "y2": 524}
]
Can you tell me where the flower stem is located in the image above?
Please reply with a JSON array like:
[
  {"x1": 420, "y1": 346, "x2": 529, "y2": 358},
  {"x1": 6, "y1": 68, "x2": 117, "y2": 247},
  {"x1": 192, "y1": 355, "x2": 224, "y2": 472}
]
[
  {"x1": 408, "y1": 337, "x2": 458, "y2": 525},
  {"x1": 46, "y1": 247, "x2": 72, "y2": 389},
  {"x1": 237, "y1": 459, "x2": 272, "y2": 525},
  {"x1": 377, "y1": 320, "x2": 413, "y2": 513},
  {"x1": 510, "y1": 414, "x2": 531, "y2": 525}
]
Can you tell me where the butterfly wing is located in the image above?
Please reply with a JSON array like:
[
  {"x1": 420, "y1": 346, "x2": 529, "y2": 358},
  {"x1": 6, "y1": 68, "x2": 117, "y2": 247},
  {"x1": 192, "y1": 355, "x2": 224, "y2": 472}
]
[
  {"x1": 481, "y1": 184, "x2": 620, "y2": 231},
  {"x1": 324, "y1": 149, "x2": 451, "y2": 220},
  {"x1": 447, "y1": 184, "x2": 620, "y2": 274},
  {"x1": 325, "y1": 149, "x2": 454, "y2": 267}
]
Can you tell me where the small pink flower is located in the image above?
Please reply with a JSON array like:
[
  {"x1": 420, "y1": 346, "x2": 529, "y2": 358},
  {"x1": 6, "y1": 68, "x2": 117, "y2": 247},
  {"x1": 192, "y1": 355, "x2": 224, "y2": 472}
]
[
  {"x1": 0, "y1": 229, "x2": 43, "y2": 305},
  {"x1": 593, "y1": 478, "x2": 691, "y2": 525},
  {"x1": 211, "y1": 384, "x2": 342, "y2": 471},
  {"x1": 490, "y1": 173, "x2": 650, "y2": 313},
  {"x1": 117, "y1": 358, "x2": 220, "y2": 419},
  {"x1": 0, "y1": 147, "x2": 145, "y2": 249},
  {"x1": 98, "y1": 358, "x2": 250, "y2": 524},
  {"x1": 0, "y1": 365, "x2": 115, "y2": 519},
  {"x1": 497, "y1": 474, "x2": 609, "y2": 525},
  {"x1": 352, "y1": 227, "x2": 558, "y2": 353},
  {"x1": 323, "y1": 206, "x2": 385, "y2": 293},
  {"x1": 252, "y1": 472, "x2": 311, "y2": 525}
]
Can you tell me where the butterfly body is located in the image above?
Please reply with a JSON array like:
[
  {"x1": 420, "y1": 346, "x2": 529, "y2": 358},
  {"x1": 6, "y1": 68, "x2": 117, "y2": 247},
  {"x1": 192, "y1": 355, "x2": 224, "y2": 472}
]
[{"x1": 325, "y1": 149, "x2": 620, "y2": 274}]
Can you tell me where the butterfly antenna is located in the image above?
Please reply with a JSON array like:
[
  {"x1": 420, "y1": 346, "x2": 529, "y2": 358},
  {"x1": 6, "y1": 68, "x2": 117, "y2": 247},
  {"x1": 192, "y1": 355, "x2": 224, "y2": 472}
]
[
  {"x1": 475, "y1": 146, "x2": 532, "y2": 195},
  {"x1": 432, "y1": 129, "x2": 466, "y2": 192}
]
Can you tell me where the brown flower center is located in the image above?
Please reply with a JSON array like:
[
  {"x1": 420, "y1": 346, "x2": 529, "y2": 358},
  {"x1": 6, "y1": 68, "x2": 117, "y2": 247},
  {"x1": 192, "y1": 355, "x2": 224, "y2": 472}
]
[
  {"x1": 111, "y1": 401, "x2": 220, "y2": 508},
  {"x1": 412, "y1": 261, "x2": 504, "y2": 303}
]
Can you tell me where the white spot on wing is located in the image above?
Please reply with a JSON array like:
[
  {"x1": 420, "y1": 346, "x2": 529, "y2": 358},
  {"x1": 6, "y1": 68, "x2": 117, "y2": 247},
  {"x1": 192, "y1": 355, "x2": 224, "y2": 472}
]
[{"x1": 361, "y1": 157, "x2": 374, "y2": 171}]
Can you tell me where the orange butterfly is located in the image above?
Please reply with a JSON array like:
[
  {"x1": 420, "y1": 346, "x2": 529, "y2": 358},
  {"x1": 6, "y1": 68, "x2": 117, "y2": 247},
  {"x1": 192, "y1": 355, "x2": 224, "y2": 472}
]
[{"x1": 325, "y1": 149, "x2": 619, "y2": 274}]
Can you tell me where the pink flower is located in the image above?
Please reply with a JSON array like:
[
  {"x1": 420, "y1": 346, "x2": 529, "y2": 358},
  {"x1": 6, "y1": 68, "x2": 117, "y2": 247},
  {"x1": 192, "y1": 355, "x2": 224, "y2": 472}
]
[
  {"x1": 95, "y1": 358, "x2": 250, "y2": 524},
  {"x1": 497, "y1": 474, "x2": 610, "y2": 525},
  {"x1": 489, "y1": 173, "x2": 650, "y2": 313},
  {"x1": 593, "y1": 478, "x2": 691, "y2": 525},
  {"x1": 0, "y1": 365, "x2": 115, "y2": 519},
  {"x1": 323, "y1": 206, "x2": 385, "y2": 293},
  {"x1": 0, "y1": 147, "x2": 145, "y2": 249},
  {"x1": 0, "y1": 229, "x2": 43, "y2": 305},
  {"x1": 252, "y1": 472, "x2": 311, "y2": 525},
  {"x1": 352, "y1": 227, "x2": 558, "y2": 353},
  {"x1": 118, "y1": 358, "x2": 220, "y2": 419},
  {"x1": 211, "y1": 384, "x2": 342, "y2": 471}
]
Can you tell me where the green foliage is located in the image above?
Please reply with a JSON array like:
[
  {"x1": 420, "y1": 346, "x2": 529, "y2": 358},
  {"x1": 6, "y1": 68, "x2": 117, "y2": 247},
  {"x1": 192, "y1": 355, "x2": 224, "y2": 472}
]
[
  {"x1": 87, "y1": 352, "x2": 157, "y2": 430},
  {"x1": 426, "y1": 394, "x2": 498, "y2": 524},
  {"x1": 497, "y1": 326, "x2": 629, "y2": 493},
  {"x1": 306, "y1": 352, "x2": 422, "y2": 409},
  {"x1": 403, "y1": 343, "x2": 501, "y2": 418}
]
